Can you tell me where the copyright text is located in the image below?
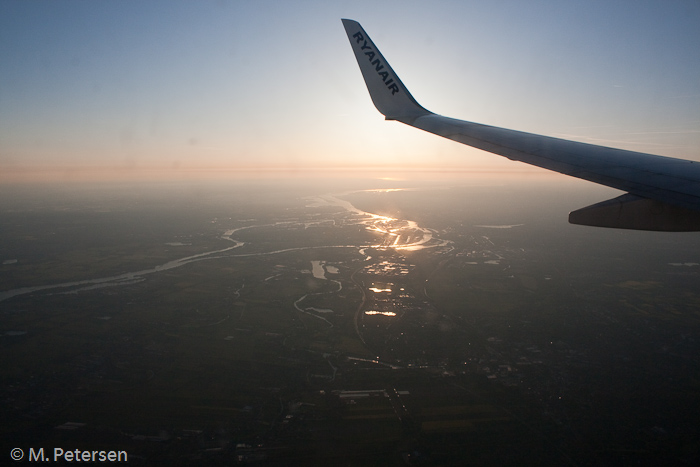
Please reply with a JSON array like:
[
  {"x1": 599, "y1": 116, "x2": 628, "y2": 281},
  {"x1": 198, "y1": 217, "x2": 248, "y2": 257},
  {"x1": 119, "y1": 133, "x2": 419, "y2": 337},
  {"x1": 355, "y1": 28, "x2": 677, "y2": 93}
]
[{"x1": 11, "y1": 447, "x2": 127, "y2": 462}]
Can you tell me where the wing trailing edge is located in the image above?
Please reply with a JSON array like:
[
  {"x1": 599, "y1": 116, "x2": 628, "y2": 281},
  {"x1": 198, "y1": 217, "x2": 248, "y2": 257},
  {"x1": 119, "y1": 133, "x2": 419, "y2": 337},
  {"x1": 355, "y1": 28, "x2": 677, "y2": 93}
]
[{"x1": 342, "y1": 19, "x2": 700, "y2": 231}]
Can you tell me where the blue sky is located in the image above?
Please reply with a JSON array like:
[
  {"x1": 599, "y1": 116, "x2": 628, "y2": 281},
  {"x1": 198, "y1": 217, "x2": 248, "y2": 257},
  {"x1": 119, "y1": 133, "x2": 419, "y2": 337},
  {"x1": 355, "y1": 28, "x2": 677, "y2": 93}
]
[{"x1": 1, "y1": 0, "x2": 699, "y2": 181}]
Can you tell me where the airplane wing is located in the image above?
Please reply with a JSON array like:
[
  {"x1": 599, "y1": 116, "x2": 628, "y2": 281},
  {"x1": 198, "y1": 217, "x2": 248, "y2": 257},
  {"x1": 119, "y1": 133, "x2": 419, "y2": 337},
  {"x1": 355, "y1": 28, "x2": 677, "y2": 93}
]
[{"x1": 341, "y1": 19, "x2": 700, "y2": 231}]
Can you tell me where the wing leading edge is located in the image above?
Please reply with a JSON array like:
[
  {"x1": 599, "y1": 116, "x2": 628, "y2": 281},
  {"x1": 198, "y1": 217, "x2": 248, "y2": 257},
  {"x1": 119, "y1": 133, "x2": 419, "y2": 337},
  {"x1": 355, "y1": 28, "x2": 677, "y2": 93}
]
[{"x1": 341, "y1": 19, "x2": 700, "y2": 231}]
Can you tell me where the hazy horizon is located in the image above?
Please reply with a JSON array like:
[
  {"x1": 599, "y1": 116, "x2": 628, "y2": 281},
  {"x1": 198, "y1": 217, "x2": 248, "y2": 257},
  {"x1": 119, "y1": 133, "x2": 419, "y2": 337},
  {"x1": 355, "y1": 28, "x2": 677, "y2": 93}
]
[{"x1": 2, "y1": 0, "x2": 699, "y2": 184}]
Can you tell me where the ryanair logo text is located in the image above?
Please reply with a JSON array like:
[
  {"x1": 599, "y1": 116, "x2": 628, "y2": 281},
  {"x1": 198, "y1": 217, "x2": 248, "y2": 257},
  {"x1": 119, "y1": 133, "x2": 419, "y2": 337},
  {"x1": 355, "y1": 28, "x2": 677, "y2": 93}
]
[{"x1": 352, "y1": 31, "x2": 400, "y2": 95}]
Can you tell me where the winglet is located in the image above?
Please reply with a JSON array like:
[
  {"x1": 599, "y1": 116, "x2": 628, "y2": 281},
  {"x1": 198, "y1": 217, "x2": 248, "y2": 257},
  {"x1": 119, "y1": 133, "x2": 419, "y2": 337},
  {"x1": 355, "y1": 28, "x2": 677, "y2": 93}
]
[{"x1": 342, "y1": 19, "x2": 431, "y2": 120}]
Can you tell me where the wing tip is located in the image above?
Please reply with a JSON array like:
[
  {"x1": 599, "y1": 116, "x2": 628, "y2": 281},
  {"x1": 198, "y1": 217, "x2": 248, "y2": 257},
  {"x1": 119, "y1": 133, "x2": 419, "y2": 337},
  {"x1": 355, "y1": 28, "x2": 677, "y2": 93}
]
[{"x1": 342, "y1": 19, "x2": 429, "y2": 119}]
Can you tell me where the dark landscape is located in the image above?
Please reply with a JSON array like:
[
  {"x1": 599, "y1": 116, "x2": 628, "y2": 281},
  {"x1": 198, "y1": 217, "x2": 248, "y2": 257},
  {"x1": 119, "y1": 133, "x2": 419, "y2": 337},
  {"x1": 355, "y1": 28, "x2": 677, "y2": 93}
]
[{"x1": 1, "y1": 177, "x2": 699, "y2": 465}]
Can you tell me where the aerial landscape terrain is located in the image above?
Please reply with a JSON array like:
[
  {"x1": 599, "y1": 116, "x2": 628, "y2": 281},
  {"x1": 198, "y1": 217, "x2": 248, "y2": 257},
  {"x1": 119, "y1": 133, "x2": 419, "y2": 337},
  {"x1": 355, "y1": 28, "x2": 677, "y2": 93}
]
[
  {"x1": 2, "y1": 1, "x2": 700, "y2": 465},
  {"x1": 1, "y1": 177, "x2": 699, "y2": 465}
]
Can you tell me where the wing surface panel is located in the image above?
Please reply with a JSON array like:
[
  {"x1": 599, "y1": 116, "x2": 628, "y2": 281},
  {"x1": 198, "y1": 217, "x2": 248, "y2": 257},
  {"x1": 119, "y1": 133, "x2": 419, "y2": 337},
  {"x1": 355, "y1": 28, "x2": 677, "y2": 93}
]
[{"x1": 409, "y1": 114, "x2": 700, "y2": 211}]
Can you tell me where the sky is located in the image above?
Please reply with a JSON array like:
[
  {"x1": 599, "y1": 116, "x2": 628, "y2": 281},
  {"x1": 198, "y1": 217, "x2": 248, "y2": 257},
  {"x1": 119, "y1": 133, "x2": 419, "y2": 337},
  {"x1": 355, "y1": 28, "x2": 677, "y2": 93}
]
[{"x1": 1, "y1": 0, "x2": 699, "y2": 182}]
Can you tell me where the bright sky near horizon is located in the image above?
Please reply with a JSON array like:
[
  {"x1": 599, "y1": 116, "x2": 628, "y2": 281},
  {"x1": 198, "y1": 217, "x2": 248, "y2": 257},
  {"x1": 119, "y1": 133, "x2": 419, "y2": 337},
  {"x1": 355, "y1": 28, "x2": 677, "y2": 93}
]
[{"x1": 1, "y1": 0, "x2": 699, "y2": 181}]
